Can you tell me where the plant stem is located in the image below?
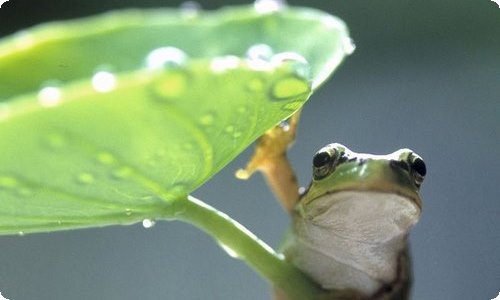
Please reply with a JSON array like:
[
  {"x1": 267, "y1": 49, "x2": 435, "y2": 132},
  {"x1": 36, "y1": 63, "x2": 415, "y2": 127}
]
[{"x1": 171, "y1": 195, "x2": 322, "y2": 300}]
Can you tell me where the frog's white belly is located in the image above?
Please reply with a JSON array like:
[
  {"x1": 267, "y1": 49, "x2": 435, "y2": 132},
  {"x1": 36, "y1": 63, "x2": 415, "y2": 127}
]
[{"x1": 284, "y1": 191, "x2": 419, "y2": 296}]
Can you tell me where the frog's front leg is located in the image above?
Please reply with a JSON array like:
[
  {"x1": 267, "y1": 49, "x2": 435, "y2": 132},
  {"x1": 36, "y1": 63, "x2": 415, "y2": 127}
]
[{"x1": 236, "y1": 110, "x2": 302, "y2": 213}]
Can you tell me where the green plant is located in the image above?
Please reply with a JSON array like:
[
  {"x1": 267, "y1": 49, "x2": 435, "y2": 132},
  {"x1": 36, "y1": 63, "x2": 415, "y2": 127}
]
[{"x1": 0, "y1": 4, "x2": 352, "y2": 299}]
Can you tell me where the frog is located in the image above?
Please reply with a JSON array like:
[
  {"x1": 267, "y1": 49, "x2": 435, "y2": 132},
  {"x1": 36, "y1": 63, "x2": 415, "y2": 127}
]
[{"x1": 237, "y1": 112, "x2": 426, "y2": 300}]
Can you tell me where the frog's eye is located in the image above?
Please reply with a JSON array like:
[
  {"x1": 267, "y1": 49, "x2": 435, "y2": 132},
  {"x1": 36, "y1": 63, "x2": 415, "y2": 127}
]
[
  {"x1": 312, "y1": 147, "x2": 338, "y2": 180},
  {"x1": 409, "y1": 154, "x2": 426, "y2": 187}
]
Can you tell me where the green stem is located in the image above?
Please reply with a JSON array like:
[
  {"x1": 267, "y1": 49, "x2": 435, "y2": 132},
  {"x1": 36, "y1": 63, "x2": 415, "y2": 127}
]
[{"x1": 169, "y1": 195, "x2": 322, "y2": 300}]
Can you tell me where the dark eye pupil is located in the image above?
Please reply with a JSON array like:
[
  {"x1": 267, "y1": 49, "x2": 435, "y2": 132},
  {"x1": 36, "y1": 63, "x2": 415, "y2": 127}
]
[
  {"x1": 411, "y1": 158, "x2": 427, "y2": 177},
  {"x1": 313, "y1": 151, "x2": 331, "y2": 168}
]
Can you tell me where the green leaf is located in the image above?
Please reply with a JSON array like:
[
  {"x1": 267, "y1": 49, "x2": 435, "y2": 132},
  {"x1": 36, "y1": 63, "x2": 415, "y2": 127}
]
[{"x1": 0, "y1": 5, "x2": 351, "y2": 234}]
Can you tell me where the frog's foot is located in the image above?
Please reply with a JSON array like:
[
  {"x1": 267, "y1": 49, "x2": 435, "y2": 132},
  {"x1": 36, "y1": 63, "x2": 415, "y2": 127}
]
[
  {"x1": 235, "y1": 111, "x2": 301, "y2": 212},
  {"x1": 236, "y1": 111, "x2": 300, "y2": 179}
]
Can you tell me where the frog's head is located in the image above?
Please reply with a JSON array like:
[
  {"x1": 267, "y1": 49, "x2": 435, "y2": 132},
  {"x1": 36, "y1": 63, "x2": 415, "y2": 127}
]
[{"x1": 297, "y1": 143, "x2": 426, "y2": 243}]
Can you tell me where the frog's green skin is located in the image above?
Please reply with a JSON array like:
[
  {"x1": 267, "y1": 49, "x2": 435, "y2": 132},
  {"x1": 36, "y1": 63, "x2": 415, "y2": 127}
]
[{"x1": 281, "y1": 143, "x2": 426, "y2": 300}]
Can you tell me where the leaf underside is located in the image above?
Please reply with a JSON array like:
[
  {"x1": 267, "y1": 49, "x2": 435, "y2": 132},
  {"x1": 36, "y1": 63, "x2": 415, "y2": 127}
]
[{"x1": 0, "y1": 5, "x2": 351, "y2": 234}]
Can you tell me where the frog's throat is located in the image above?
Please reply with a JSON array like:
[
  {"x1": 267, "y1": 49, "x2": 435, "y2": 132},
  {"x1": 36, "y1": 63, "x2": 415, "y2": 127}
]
[{"x1": 289, "y1": 190, "x2": 420, "y2": 295}]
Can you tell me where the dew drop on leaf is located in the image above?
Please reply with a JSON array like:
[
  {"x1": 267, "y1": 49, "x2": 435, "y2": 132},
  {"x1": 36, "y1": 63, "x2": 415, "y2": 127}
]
[
  {"x1": 38, "y1": 86, "x2": 62, "y2": 107},
  {"x1": 210, "y1": 56, "x2": 241, "y2": 73},
  {"x1": 180, "y1": 1, "x2": 202, "y2": 18},
  {"x1": 246, "y1": 78, "x2": 265, "y2": 92},
  {"x1": 246, "y1": 44, "x2": 274, "y2": 62},
  {"x1": 270, "y1": 76, "x2": 310, "y2": 101},
  {"x1": 152, "y1": 71, "x2": 188, "y2": 100},
  {"x1": 271, "y1": 52, "x2": 310, "y2": 78},
  {"x1": 199, "y1": 113, "x2": 215, "y2": 126},
  {"x1": 97, "y1": 152, "x2": 116, "y2": 165},
  {"x1": 91, "y1": 70, "x2": 117, "y2": 93},
  {"x1": 246, "y1": 44, "x2": 274, "y2": 71},
  {"x1": 145, "y1": 47, "x2": 187, "y2": 70},
  {"x1": 112, "y1": 167, "x2": 132, "y2": 179},
  {"x1": 77, "y1": 172, "x2": 95, "y2": 184},
  {"x1": 0, "y1": 176, "x2": 19, "y2": 189},
  {"x1": 279, "y1": 120, "x2": 290, "y2": 132},
  {"x1": 142, "y1": 219, "x2": 155, "y2": 229},
  {"x1": 254, "y1": 0, "x2": 287, "y2": 14}
]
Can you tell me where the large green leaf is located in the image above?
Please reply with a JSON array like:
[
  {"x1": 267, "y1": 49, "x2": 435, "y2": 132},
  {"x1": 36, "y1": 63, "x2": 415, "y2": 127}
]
[{"x1": 0, "y1": 5, "x2": 351, "y2": 234}]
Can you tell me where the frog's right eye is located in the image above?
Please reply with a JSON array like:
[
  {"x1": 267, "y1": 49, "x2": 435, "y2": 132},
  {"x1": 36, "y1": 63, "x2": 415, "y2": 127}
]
[
  {"x1": 313, "y1": 151, "x2": 332, "y2": 168},
  {"x1": 312, "y1": 147, "x2": 338, "y2": 180}
]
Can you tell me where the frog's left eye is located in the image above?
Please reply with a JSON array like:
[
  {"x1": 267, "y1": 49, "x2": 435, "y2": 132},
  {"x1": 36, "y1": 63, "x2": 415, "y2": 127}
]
[
  {"x1": 409, "y1": 154, "x2": 426, "y2": 187},
  {"x1": 312, "y1": 147, "x2": 338, "y2": 180}
]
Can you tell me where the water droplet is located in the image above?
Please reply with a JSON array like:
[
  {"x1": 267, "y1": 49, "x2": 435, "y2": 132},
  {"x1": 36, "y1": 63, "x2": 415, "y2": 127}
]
[
  {"x1": 145, "y1": 47, "x2": 187, "y2": 70},
  {"x1": 97, "y1": 152, "x2": 116, "y2": 165},
  {"x1": 92, "y1": 71, "x2": 117, "y2": 93},
  {"x1": 125, "y1": 208, "x2": 132, "y2": 216},
  {"x1": 0, "y1": 176, "x2": 19, "y2": 189},
  {"x1": 199, "y1": 113, "x2": 215, "y2": 126},
  {"x1": 246, "y1": 44, "x2": 274, "y2": 70},
  {"x1": 218, "y1": 242, "x2": 240, "y2": 259},
  {"x1": 142, "y1": 219, "x2": 156, "y2": 229},
  {"x1": 0, "y1": 104, "x2": 11, "y2": 122},
  {"x1": 298, "y1": 186, "x2": 306, "y2": 194},
  {"x1": 246, "y1": 44, "x2": 274, "y2": 61},
  {"x1": 271, "y1": 52, "x2": 310, "y2": 78},
  {"x1": 112, "y1": 167, "x2": 132, "y2": 179},
  {"x1": 210, "y1": 56, "x2": 241, "y2": 73},
  {"x1": 152, "y1": 71, "x2": 188, "y2": 100},
  {"x1": 180, "y1": 1, "x2": 202, "y2": 18},
  {"x1": 224, "y1": 125, "x2": 235, "y2": 133},
  {"x1": 44, "y1": 133, "x2": 67, "y2": 150},
  {"x1": 38, "y1": 86, "x2": 62, "y2": 107},
  {"x1": 342, "y1": 37, "x2": 356, "y2": 55},
  {"x1": 18, "y1": 231, "x2": 25, "y2": 236},
  {"x1": 77, "y1": 172, "x2": 95, "y2": 184},
  {"x1": 232, "y1": 131, "x2": 242, "y2": 139},
  {"x1": 272, "y1": 52, "x2": 307, "y2": 66},
  {"x1": 279, "y1": 120, "x2": 290, "y2": 132},
  {"x1": 246, "y1": 78, "x2": 265, "y2": 92},
  {"x1": 270, "y1": 76, "x2": 310, "y2": 101},
  {"x1": 254, "y1": 0, "x2": 287, "y2": 14}
]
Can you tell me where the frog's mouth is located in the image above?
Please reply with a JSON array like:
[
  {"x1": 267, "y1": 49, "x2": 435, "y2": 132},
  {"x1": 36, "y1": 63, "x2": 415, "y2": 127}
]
[
  {"x1": 302, "y1": 183, "x2": 423, "y2": 211},
  {"x1": 300, "y1": 190, "x2": 421, "y2": 244}
]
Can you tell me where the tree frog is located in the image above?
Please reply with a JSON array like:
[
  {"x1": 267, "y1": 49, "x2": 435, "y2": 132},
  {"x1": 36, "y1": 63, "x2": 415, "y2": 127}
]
[{"x1": 237, "y1": 112, "x2": 426, "y2": 300}]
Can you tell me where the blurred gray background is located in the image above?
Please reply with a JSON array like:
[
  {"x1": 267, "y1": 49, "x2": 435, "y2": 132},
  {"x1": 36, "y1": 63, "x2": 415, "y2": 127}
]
[{"x1": 0, "y1": 0, "x2": 499, "y2": 299}]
